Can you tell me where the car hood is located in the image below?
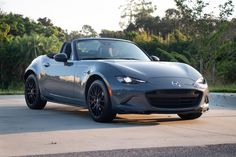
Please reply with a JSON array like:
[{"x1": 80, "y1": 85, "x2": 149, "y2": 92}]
[{"x1": 104, "y1": 60, "x2": 202, "y2": 81}]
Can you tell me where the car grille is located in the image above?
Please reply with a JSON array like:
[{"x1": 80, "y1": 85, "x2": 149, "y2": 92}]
[{"x1": 146, "y1": 89, "x2": 202, "y2": 108}]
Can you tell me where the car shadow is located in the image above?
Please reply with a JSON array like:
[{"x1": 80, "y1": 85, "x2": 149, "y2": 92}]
[
  {"x1": 0, "y1": 102, "x2": 181, "y2": 135},
  {"x1": 114, "y1": 116, "x2": 181, "y2": 125}
]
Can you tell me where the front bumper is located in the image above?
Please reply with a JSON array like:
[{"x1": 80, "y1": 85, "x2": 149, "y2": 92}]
[{"x1": 110, "y1": 77, "x2": 209, "y2": 114}]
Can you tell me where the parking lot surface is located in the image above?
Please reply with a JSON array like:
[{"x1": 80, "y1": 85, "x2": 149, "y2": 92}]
[{"x1": 0, "y1": 95, "x2": 236, "y2": 156}]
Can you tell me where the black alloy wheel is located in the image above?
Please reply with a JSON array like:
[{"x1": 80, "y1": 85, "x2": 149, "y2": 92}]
[
  {"x1": 87, "y1": 80, "x2": 116, "y2": 122},
  {"x1": 25, "y1": 74, "x2": 47, "y2": 109}
]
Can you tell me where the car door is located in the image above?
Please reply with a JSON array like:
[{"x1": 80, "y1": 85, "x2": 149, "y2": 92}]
[
  {"x1": 42, "y1": 43, "x2": 75, "y2": 100},
  {"x1": 73, "y1": 60, "x2": 91, "y2": 102}
]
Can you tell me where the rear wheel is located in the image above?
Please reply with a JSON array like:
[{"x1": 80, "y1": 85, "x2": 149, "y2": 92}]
[
  {"x1": 25, "y1": 74, "x2": 47, "y2": 109},
  {"x1": 178, "y1": 112, "x2": 202, "y2": 120},
  {"x1": 87, "y1": 80, "x2": 116, "y2": 122}
]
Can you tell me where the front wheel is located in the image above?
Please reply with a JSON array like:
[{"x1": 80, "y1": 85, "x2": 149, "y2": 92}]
[
  {"x1": 25, "y1": 74, "x2": 47, "y2": 109},
  {"x1": 87, "y1": 80, "x2": 116, "y2": 122},
  {"x1": 178, "y1": 112, "x2": 202, "y2": 120}
]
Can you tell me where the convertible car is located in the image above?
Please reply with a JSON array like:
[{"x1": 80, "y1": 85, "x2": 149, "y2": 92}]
[{"x1": 24, "y1": 38, "x2": 209, "y2": 122}]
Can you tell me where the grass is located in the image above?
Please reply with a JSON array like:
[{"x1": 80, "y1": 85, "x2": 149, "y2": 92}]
[
  {"x1": 0, "y1": 89, "x2": 24, "y2": 95},
  {"x1": 209, "y1": 84, "x2": 236, "y2": 93},
  {"x1": 0, "y1": 84, "x2": 24, "y2": 95}
]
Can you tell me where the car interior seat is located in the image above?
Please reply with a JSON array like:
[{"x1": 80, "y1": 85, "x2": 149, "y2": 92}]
[
  {"x1": 64, "y1": 44, "x2": 72, "y2": 59},
  {"x1": 99, "y1": 47, "x2": 111, "y2": 58}
]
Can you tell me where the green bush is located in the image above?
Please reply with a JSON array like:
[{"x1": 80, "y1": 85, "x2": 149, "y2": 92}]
[
  {"x1": 217, "y1": 60, "x2": 236, "y2": 83},
  {"x1": 155, "y1": 48, "x2": 177, "y2": 62}
]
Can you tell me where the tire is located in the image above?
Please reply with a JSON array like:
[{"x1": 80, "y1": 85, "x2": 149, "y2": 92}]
[
  {"x1": 87, "y1": 80, "x2": 116, "y2": 122},
  {"x1": 178, "y1": 112, "x2": 202, "y2": 120},
  {"x1": 25, "y1": 74, "x2": 47, "y2": 109}
]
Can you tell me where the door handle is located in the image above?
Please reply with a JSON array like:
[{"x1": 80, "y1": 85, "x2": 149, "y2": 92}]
[{"x1": 43, "y1": 63, "x2": 50, "y2": 67}]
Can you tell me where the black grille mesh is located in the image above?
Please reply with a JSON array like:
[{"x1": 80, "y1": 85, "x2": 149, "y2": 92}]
[{"x1": 146, "y1": 89, "x2": 202, "y2": 108}]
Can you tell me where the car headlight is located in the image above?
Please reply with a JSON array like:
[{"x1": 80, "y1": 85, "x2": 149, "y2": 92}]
[
  {"x1": 116, "y1": 76, "x2": 146, "y2": 84},
  {"x1": 194, "y1": 77, "x2": 207, "y2": 89}
]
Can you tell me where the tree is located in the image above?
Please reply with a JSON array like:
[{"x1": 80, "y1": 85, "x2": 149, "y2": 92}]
[
  {"x1": 174, "y1": 0, "x2": 235, "y2": 84},
  {"x1": 99, "y1": 29, "x2": 126, "y2": 39},
  {"x1": 219, "y1": 0, "x2": 234, "y2": 21},
  {"x1": 37, "y1": 17, "x2": 53, "y2": 27},
  {"x1": 134, "y1": 0, "x2": 156, "y2": 19},
  {"x1": 120, "y1": 0, "x2": 136, "y2": 25},
  {"x1": 163, "y1": 9, "x2": 181, "y2": 33},
  {"x1": 79, "y1": 25, "x2": 97, "y2": 37},
  {"x1": 120, "y1": 0, "x2": 156, "y2": 29},
  {"x1": 165, "y1": 9, "x2": 181, "y2": 20},
  {"x1": 135, "y1": 15, "x2": 155, "y2": 34},
  {"x1": 0, "y1": 11, "x2": 66, "y2": 88},
  {"x1": 125, "y1": 23, "x2": 137, "y2": 32},
  {"x1": 0, "y1": 23, "x2": 10, "y2": 41},
  {"x1": 66, "y1": 31, "x2": 83, "y2": 41}
]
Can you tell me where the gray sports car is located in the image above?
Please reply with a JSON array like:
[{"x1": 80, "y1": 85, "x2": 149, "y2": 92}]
[{"x1": 24, "y1": 38, "x2": 209, "y2": 122}]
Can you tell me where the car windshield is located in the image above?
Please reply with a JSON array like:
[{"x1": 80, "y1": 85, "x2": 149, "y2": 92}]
[{"x1": 75, "y1": 39, "x2": 151, "y2": 61}]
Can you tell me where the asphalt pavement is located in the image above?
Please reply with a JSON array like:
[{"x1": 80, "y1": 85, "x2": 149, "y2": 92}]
[
  {"x1": 0, "y1": 94, "x2": 236, "y2": 157},
  {"x1": 24, "y1": 144, "x2": 236, "y2": 157}
]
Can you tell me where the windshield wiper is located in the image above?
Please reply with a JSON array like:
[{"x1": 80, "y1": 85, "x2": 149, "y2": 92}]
[
  {"x1": 80, "y1": 57, "x2": 112, "y2": 60},
  {"x1": 114, "y1": 58, "x2": 139, "y2": 60},
  {"x1": 81, "y1": 57, "x2": 140, "y2": 60}
]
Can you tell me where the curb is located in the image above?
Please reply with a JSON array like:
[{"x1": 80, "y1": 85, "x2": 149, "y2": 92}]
[{"x1": 209, "y1": 93, "x2": 236, "y2": 108}]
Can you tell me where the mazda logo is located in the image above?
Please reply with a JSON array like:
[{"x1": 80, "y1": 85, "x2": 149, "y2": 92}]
[{"x1": 171, "y1": 81, "x2": 181, "y2": 87}]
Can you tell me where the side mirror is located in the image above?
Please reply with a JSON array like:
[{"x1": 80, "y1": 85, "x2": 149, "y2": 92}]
[
  {"x1": 54, "y1": 53, "x2": 67, "y2": 62},
  {"x1": 151, "y1": 55, "x2": 160, "y2": 61}
]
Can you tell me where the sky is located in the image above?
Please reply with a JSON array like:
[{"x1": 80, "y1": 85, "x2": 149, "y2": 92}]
[{"x1": 0, "y1": 0, "x2": 236, "y2": 33}]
